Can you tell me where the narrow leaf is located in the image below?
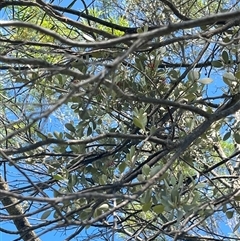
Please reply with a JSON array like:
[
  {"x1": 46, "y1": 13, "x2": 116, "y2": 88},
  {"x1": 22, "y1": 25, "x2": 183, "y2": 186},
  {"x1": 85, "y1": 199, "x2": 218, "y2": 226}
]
[{"x1": 41, "y1": 210, "x2": 52, "y2": 220}]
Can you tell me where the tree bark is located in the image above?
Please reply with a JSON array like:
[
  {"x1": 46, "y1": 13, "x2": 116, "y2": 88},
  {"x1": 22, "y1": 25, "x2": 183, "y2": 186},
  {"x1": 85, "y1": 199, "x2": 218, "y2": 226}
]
[{"x1": 0, "y1": 176, "x2": 41, "y2": 241}]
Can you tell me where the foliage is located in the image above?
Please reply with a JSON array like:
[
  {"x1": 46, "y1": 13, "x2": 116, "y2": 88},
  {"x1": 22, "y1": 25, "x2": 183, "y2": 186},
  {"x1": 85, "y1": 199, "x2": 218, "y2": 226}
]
[
  {"x1": 0, "y1": 0, "x2": 240, "y2": 241},
  {"x1": 86, "y1": 9, "x2": 129, "y2": 36}
]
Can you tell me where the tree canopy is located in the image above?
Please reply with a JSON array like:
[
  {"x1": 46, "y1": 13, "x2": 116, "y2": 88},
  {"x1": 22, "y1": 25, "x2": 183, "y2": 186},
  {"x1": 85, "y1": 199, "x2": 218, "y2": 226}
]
[{"x1": 0, "y1": 0, "x2": 240, "y2": 240}]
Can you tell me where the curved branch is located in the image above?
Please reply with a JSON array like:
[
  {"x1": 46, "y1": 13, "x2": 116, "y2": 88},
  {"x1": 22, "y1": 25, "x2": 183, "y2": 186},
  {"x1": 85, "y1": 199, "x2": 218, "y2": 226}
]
[
  {"x1": 1, "y1": 1, "x2": 239, "y2": 36},
  {"x1": 161, "y1": 0, "x2": 192, "y2": 21}
]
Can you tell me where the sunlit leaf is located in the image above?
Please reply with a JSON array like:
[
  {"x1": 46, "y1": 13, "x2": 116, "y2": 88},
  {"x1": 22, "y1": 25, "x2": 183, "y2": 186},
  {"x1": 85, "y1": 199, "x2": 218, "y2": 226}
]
[
  {"x1": 98, "y1": 204, "x2": 109, "y2": 210},
  {"x1": 142, "y1": 164, "x2": 150, "y2": 176},
  {"x1": 223, "y1": 72, "x2": 236, "y2": 86},
  {"x1": 53, "y1": 174, "x2": 65, "y2": 181},
  {"x1": 153, "y1": 204, "x2": 164, "y2": 214},
  {"x1": 119, "y1": 161, "x2": 127, "y2": 173},
  {"x1": 53, "y1": 131, "x2": 59, "y2": 138},
  {"x1": 188, "y1": 70, "x2": 200, "y2": 81},
  {"x1": 150, "y1": 165, "x2": 162, "y2": 177},
  {"x1": 234, "y1": 196, "x2": 240, "y2": 201},
  {"x1": 142, "y1": 201, "x2": 152, "y2": 212},
  {"x1": 137, "y1": 174, "x2": 145, "y2": 182},
  {"x1": 235, "y1": 71, "x2": 240, "y2": 79},
  {"x1": 82, "y1": 33, "x2": 95, "y2": 42},
  {"x1": 133, "y1": 115, "x2": 147, "y2": 131},
  {"x1": 140, "y1": 189, "x2": 152, "y2": 203},
  {"x1": 198, "y1": 78, "x2": 213, "y2": 84}
]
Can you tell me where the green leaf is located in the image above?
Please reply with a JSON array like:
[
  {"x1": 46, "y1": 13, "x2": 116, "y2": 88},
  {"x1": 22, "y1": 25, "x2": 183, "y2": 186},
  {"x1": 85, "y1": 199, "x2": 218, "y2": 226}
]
[
  {"x1": 80, "y1": 208, "x2": 92, "y2": 220},
  {"x1": 70, "y1": 145, "x2": 81, "y2": 153},
  {"x1": 41, "y1": 210, "x2": 52, "y2": 220},
  {"x1": 133, "y1": 108, "x2": 148, "y2": 130},
  {"x1": 234, "y1": 196, "x2": 240, "y2": 201},
  {"x1": 183, "y1": 204, "x2": 194, "y2": 212},
  {"x1": 161, "y1": 195, "x2": 174, "y2": 208},
  {"x1": 223, "y1": 72, "x2": 236, "y2": 86},
  {"x1": 135, "y1": 57, "x2": 144, "y2": 70},
  {"x1": 93, "y1": 208, "x2": 102, "y2": 218},
  {"x1": 68, "y1": 174, "x2": 77, "y2": 187},
  {"x1": 65, "y1": 133, "x2": 74, "y2": 139},
  {"x1": 53, "y1": 174, "x2": 65, "y2": 181},
  {"x1": 150, "y1": 165, "x2": 162, "y2": 177},
  {"x1": 235, "y1": 71, "x2": 240, "y2": 79},
  {"x1": 140, "y1": 189, "x2": 152, "y2": 203},
  {"x1": 142, "y1": 201, "x2": 152, "y2": 212},
  {"x1": 177, "y1": 209, "x2": 184, "y2": 224},
  {"x1": 53, "y1": 210, "x2": 59, "y2": 218},
  {"x1": 133, "y1": 116, "x2": 147, "y2": 130},
  {"x1": 226, "y1": 210, "x2": 234, "y2": 219},
  {"x1": 53, "y1": 189, "x2": 60, "y2": 197},
  {"x1": 213, "y1": 187, "x2": 218, "y2": 196},
  {"x1": 129, "y1": 146, "x2": 135, "y2": 159},
  {"x1": 71, "y1": 104, "x2": 78, "y2": 109},
  {"x1": 119, "y1": 161, "x2": 127, "y2": 173},
  {"x1": 142, "y1": 164, "x2": 150, "y2": 176},
  {"x1": 223, "y1": 36, "x2": 230, "y2": 43},
  {"x1": 171, "y1": 187, "x2": 179, "y2": 204},
  {"x1": 222, "y1": 204, "x2": 227, "y2": 213},
  {"x1": 87, "y1": 126, "x2": 92, "y2": 136},
  {"x1": 177, "y1": 173, "x2": 184, "y2": 189},
  {"x1": 170, "y1": 176, "x2": 177, "y2": 186},
  {"x1": 57, "y1": 75, "x2": 63, "y2": 85},
  {"x1": 99, "y1": 174, "x2": 107, "y2": 185},
  {"x1": 187, "y1": 70, "x2": 200, "y2": 81},
  {"x1": 222, "y1": 50, "x2": 229, "y2": 63},
  {"x1": 169, "y1": 69, "x2": 180, "y2": 81},
  {"x1": 234, "y1": 133, "x2": 240, "y2": 144},
  {"x1": 137, "y1": 174, "x2": 145, "y2": 182},
  {"x1": 211, "y1": 61, "x2": 223, "y2": 68},
  {"x1": 153, "y1": 204, "x2": 164, "y2": 214},
  {"x1": 143, "y1": 25, "x2": 149, "y2": 32},
  {"x1": 223, "y1": 131, "x2": 231, "y2": 141},
  {"x1": 36, "y1": 132, "x2": 47, "y2": 140},
  {"x1": 92, "y1": 121, "x2": 96, "y2": 130},
  {"x1": 150, "y1": 126, "x2": 157, "y2": 135},
  {"x1": 189, "y1": 82, "x2": 198, "y2": 93},
  {"x1": 98, "y1": 204, "x2": 109, "y2": 210},
  {"x1": 53, "y1": 131, "x2": 60, "y2": 139},
  {"x1": 65, "y1": 123, "x2": 76, "y2": 132},
  {"x1": 195, "y1": 183, "x2": 206, "y2": 189},
  {"x1": 133, "y1": 117, "x2": 142, "y2": 129}
]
